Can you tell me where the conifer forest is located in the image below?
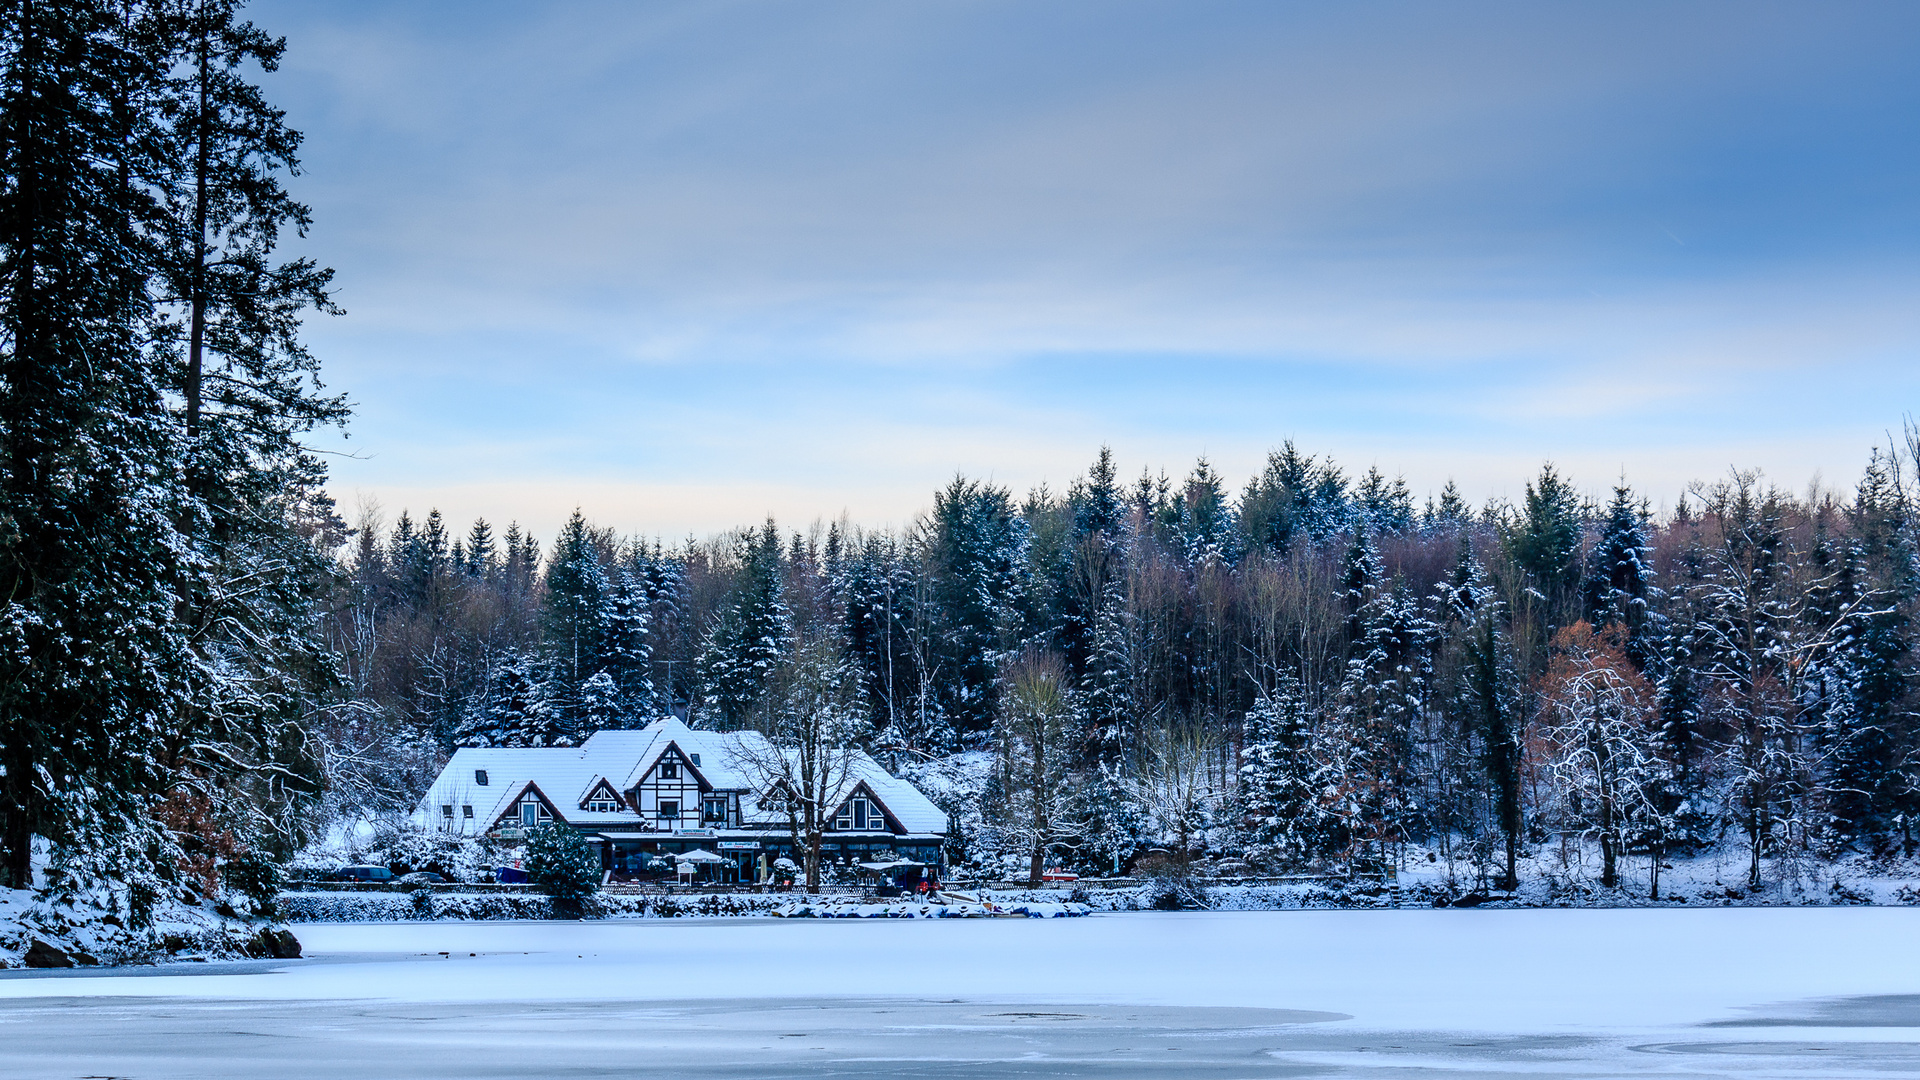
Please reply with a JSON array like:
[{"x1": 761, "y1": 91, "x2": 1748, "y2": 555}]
[
  {"x1": 333, "y1": 440, "x2": 1920, "y2": 895},
  {"x1": 6, "y1": 0, "x2": 1920, "y2": 929}
]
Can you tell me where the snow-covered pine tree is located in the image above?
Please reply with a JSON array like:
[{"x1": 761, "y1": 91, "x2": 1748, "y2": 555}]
[
  {"x1": 921, "y1": 480, "x2": 1023, "y2": 735},
  {"x1": 1355, "y1": 465, "x2": 1414, "y2": 535},
  {"x1": 1079, "y1": 578, "x2": 1141, "y2": 770},
  {"x1": 1585, "y1": 482, "x2": 1664, "y2": 670},
  {"x1": 1315, "y1": 528, "x2": 1432, "y2": 873},
  {"x1": 0, "y1": 0, "x2": 196, "y2": 904},
  {"x1": 836, "y1": 532, "x2": 941, "y2": 752},
  {"x1": 597, "y1": 566, "x2": 654, "y2": 723},
  {"x1": 697, "y1": 521, "x2": 793, "y2": 728},
  {"x1": 1423, "y1": 479, "x2": 1471, "y2": 531},
  {"x1": 1508, "y1": 464, "x2": 1585, "y2": 636},
  {"x1": 542, "y1": 510, "x2": 611, "y2": 728},
  {"x1": 1238, "y1": 676, "x2": 1318, "y2": 869},
  {"x1": 462, "y1": 651, "x2": 566, "y2": 748},
  {"x1": 578, "y1": 671, "x2": 624, "y2": 734},
  {"x1": 1174, "y1": 458, "x2": 1236, "y2": 562}
]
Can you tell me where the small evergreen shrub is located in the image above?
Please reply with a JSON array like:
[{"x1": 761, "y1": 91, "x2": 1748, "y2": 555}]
[
  {"x1": 523, "y1": 824, "x2": 601, "y2": 899},
  {"x1": 220, "y1": 851, "x2": 286, "y2": 917}
]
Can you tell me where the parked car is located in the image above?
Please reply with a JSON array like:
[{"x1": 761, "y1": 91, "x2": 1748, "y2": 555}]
[
  {"x1": 1041, "y1": 869, "x2": 1078, "y2": 882},
  {"x1": 336, "y1": 865, "x2": 393, "y2": 883},
  {"x1": 397, "y1": 871, "x2": 445, "y2": 885}
]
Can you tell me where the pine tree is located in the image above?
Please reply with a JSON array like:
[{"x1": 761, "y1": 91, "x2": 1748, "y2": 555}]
[
  {"x1": 1424, "y1": 479, "x2": 1470, "y2": 530},
  {"x1": 1355, "y1": 466, "x2": 1414, "y2": 534},
  {"x1": 147, "y1": 0, "x2": 346, "y2": 869},
  {"x1": 1509, "y1": 464, "x2": 1585, "y2": 634},
  {"x1": 461, "y1": 651, "x2": 563, "y2": 748},
  {"x1": 921, "y1": 479, "x2": 1023, "y2": 734},
  {"x1": 1173, "y1": 458, "x2": 1235, "y2": 562},
  {"x1": 0, "y1": 0, "x2": 194, "y2": 901},
  {"x1": 697, "y1": 521, "x2": 792, "y2": 728},
  {"x1": 463, "y1": 518, "x2": 495, "y2": 578},
  {"x1": 542, "y1": 510, "x2": 610, "y2": 727},
  {"x1": 1316, "y1": 543, "x2": 1431, "y2": 873},
  {"x1": 1079, "y1": 579, "x2": 1141, "y2": 770},
  {"x1": 1238, "y1": 441, "x2": 1350, "y2": 554},
  {"x1": 597, "y1": 566, "x2": 654, "y2": 721},
  {"x1": 1586, "y1": 482, "x2": 1662, "y2": 669},
  {"x1": 1239, "y1": 676, "x2": 1318, "y2": 868}
]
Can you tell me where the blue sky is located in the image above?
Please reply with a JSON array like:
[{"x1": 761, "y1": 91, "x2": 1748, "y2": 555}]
[{"x1": 258, "y1": 0, "x2": 1920, "y2": 541}]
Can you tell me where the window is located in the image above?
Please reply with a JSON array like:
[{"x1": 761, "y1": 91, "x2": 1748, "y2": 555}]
[
  {"x1": 689, "y1": 753, "x2": 701, "y2": 767},
  {"x1": 441, "y1": 804, "x2": 454, "y2": 818},
  {"x1": 658, "y1": 800, "x2": 680, "y2": 820},
  {"x1": 658, "y1": 760, "x2": 679, "y2": 780},
  {"x1": 583, "y1": 783, "x2": 622, "y2": 814},
  {"x1": 703, "y1": 797, "x2": 728, "y2": 824},
  {"x1": 462, "y1": 805, "x2": 473, "y2": 819},
  {"x1": 475, "y1": 769, "x2": 488, "y2": 786},
  {"x1": 521, "y1": 799, "x2": 541, "y2": 828}
]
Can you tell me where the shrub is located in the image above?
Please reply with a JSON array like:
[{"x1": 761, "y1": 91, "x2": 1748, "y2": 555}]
[
  {"x1": 524, "y1": 824, "x2": 601, "y2": 899},
  {"x1": 220, "y1": 851, "x2": 286, "y2": 917}
]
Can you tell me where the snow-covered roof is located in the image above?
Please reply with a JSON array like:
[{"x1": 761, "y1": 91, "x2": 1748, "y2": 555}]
[{"x1": 419, "y1": 717, "x2": 947, "y2": 836}]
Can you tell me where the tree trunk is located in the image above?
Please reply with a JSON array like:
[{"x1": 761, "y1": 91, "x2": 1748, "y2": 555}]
[
  {"x1": 0, "y1": 752, "x2": 31, "y2": 890},
  {"x1": 804, "y1": 823, "x2": 822, "y2": 893},
  {"x1": 186, "y1": 19, "x2": 209, "y2": 440}
]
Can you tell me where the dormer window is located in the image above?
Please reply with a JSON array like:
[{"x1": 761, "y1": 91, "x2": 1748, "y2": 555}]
[
  {"x1": 659, "y1": 759, "x2": 679, "y2": 780},
  {"x1": 835, "y1": 796, "x2": 880, "y2": 832},
  {"x1": 582, "y1": 781, "x2": 623, "y2": 814},
  {"x1": 518, "y1": 793, "x2": 551, "y2": 828}
]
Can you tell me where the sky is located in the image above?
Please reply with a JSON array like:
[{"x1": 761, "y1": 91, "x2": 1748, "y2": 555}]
[{"x1": 254, "y1": 0, "x2": 1920, "y2": 543}]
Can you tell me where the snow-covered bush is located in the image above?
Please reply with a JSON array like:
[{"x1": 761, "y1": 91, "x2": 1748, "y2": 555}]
[
  {"x1": 220, "y1": 851, "x2": 286, "y2": 918},
  {"x1": 524, "y1": 824, "x2": 600, "y2": 898},
  {"x1": 291, "y1": 821, "x2": 501, "y2": 883}
]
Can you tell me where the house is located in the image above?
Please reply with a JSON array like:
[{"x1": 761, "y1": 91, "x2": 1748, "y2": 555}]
[{"x1": 419, "y1": 717, "x2": 948, "y2": 882}]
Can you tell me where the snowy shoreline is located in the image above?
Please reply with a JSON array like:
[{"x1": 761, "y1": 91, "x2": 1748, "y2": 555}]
[{"x1": 276, "y1": 872, "x2": 1920, "y2": 922}]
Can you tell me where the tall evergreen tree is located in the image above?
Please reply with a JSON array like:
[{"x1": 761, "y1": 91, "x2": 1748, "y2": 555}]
[
  {"x1": 0, "y1": 0, "x2": 191, "y2": 901},
  {"x1": 597, "y1": 566, "x2": 653, "y2": 722},
  {"x1": 1586, "y1": 482, "x2": 1661, "y2": 669},
  {"x1": 1239, "y1": 676, "x2": 1318, "y2": 868},
  {"x1": 697, "y1": 521, "x2": 792, "y2": 728},
  {"x1": 541, "y1": 510, "x2": 610, "y2": 726}
]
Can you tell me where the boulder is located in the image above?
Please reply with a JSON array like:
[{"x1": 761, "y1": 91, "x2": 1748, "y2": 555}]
[
  {"x1": 22, "y1": 939, "x2": 73, "y2": 968},
  {"x1": 247, "y1": 927, "x2": 302, "y2": 959}
]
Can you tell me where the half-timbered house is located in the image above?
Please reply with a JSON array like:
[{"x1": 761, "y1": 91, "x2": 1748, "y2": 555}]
[{"x1": 419, "y1": 718, "x2": 948, "y2": 881}]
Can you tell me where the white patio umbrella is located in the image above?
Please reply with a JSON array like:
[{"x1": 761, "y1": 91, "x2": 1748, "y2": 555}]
[{"x1": 675, "y1": 849, "x2": 724, "y2": 863}]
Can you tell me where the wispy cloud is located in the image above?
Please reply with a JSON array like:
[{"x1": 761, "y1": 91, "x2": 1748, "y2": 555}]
[{"x1": 267, "y1": 0, "x2": 1920, "y2": 539}]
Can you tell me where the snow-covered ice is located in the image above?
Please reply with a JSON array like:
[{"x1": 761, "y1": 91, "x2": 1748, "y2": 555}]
[{"x1": 1, "y1": 909, "x2": 1917, "y2": 1077}]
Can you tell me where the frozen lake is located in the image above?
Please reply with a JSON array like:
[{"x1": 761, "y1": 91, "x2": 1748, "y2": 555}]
[{"x1": 2, "y1": 909, "x2": 1918, "y2": 1077}]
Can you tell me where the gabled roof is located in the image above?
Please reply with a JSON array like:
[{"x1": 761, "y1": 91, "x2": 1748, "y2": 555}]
[
  {"x1": 577, "y1": 777, "x2": 624, "y2": 807},
  {"x1": 490, "y1": 780, "x2": 564, "y2": 830}
]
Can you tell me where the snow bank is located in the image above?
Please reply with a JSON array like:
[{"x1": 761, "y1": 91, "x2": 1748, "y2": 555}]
[
  {"x1": 770, "y1": 893, "x2": 1090, "y2": 918},
  {"x1": 0, "y1": 886, "x2": 300, "y2": 969},
  {"x1": 278, "y1": 890, "x2": 785, "y2": 922}
]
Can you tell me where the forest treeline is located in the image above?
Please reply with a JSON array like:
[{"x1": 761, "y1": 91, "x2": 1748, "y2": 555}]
[{"x1": 332, "y1": 437, "x2": 1920, "y2": 893}]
